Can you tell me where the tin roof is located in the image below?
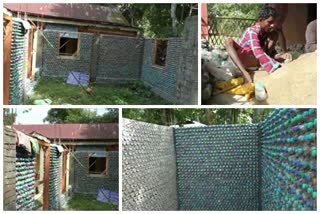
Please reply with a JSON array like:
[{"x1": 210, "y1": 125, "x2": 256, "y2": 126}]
[
  {"x1": 4, "y1": 3, "x2": 130, "y2": 27},
  {"x1": 13, "y1": 123, "x2": 118, "y2": 140}
]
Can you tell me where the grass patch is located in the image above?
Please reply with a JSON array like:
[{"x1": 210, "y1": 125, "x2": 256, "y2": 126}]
[
  {"x1": 67, "y1": 193, "x2": 118, "y2": 211},
  {"x1": 28, "y1": 79, "x2": 170, "y2": 105},
  {"x1": 32, "y1": 196, "x2": 43, "y2": 210}
]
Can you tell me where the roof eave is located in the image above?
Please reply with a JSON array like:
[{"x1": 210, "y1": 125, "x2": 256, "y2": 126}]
[{"x1": 28, "y1": 15, "x2": 142, "y2": 32}]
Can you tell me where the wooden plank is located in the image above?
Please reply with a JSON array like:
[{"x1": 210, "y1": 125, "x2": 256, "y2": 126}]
[
  {"x1": 65, "y1": 151, "x2": 70, "y2": 193},
  {"x1": 31, "y1": 30, "x2": 38, "y2": 78},
  {"x1": 60, "y1": 141, "x2": 118, "y2": 145},
  {"x1": 3, "y1": 14, "x2": 13, "y2": 105},
  {"x1": 28, "y1": 16, "x2": 140, "y2": 33},
  {"x1": 152, "y1": 40, "x2": 158, "y2": 65},
  {"x1": 79, "y1": 26, "x2": 137, "y2": 37},
  {"x1": 60, "y1": 151, "x2": 65, "y2": 193},
  {"x1": 38, "y1": 140, "x2": 50, "y2": 147},
  {"x1": 27, "y1": 29, "x2": 34, "y2": 78},
  {"x1": 43, "y1": 144, "x2": 50, "y2": 210}
]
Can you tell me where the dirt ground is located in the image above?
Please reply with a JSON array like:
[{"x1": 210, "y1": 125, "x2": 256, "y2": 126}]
[{"x1": 207, "y1": 51, "x2": 317, "y2": 105}]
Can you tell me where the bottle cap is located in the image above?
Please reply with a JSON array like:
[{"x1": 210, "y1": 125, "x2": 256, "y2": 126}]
[{"x1": 255, "y1": 82, "x2": 264, "y2": 88}]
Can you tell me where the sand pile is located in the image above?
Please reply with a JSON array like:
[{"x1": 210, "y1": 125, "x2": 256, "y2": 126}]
[{"x1": 254, "y1": 51, "x2": 317, "y2": 105}]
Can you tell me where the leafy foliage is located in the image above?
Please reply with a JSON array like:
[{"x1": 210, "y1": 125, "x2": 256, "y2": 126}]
[
  {"x1": 123, "y1": 108, "x2": 272, "y2": 125},
  {"x1": 119, "y1": 4, "x2": 198, "y2": 38},
  {"x1": 208, "y1": 3, "x2": 263, "y2": 19},
  {"x1": 44, "y1": 108, "x2": 118, "y2": 124},
  {"x1": 4, "y1": 109, "x2": 17, "y2": 125}
]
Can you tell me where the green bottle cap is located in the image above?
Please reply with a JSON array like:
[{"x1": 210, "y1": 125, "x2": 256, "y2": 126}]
[
  {"x1": 312, "y1": 192, "x2": 317, "y2": 199},
  {"x1": 302, "y1": 183, "x2": 307, "y2": 189},
  {"x1": 296, "y1": 114, "x2": 302, "y2": 121}
]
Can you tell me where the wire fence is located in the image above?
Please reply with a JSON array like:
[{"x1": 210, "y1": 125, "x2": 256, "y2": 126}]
[{"x1": 208, "y1": 16, "x2": 256, "y2": 48}]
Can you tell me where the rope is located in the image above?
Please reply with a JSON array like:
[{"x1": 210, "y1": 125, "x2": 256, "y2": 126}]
[{"x1": 29, "y1": 19, "x2": 55, "y2": 49}]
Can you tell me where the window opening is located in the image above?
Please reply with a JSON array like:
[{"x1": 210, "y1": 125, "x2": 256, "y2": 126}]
[
  {"x1": 58, "y1": 32, "x2": 79, "y2": 56},
  {"x1": 88, "y1": 156, "x2": 108, "y2": 175},
  {"x1": 153, "y1": 39, "x2": 168, "y2": 67}
]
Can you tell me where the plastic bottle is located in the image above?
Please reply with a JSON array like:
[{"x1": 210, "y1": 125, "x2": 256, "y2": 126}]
[{"x1": 255, "y1": 82, "x2": 268, "y2": 101}]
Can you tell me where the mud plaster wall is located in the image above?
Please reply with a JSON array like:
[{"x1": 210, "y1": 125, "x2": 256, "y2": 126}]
[
  {"x1": 176, "y1": 16, "x2": 198, "y2": 105},
  {"x1": 3, "y1": 128, "x2": 17, "y2": 211}
]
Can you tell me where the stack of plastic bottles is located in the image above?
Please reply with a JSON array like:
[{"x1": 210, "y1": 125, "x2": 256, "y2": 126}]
[
  {"x1": 16, "y1": 153, "x2": 35, "y2": 210},
  {"x1": 175, "y1": 124, "x2": 260, "y2": 210},
  {"x1": 122, "y1": 109, "x2": 316, "y2": 211},
  {"x1": 122, "y1": 119, "x2": 178, "y2": 211},
  {"x1": 49, "y1": 146, "x2": 61, "y2": 210},
  {"x1": 9, "y1": 18, "x2": 26, "y2": 105},
  {"x1": 260, "y1": 108, "x2": 317, "y2": 210}
]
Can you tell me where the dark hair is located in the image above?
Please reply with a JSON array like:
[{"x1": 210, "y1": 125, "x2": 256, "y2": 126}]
[{"x1": 257, "y1": 7, "x2": 278, "y2": 20}]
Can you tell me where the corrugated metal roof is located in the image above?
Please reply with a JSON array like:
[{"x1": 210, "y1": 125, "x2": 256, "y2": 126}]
[
  {"x1": 13, "y1": 123, "x2": 118, "y2": 140},
  {"x1": 30, "y1": 132, "x2": 51, "y2": 143},
  {"x1": 4, "y1": 3, "x2": 130, "y2": 26}
]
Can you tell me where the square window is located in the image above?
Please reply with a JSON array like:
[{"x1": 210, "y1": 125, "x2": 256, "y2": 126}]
[
  {"x1": 153, "y1": 40, "x2": 168, "y2": 67},
  {"x1": 58, "y1": 32, "x2": 79, "y2": 57},
  {"x1": 88, "y1": 156, "x2": 108, "y2": 176}
]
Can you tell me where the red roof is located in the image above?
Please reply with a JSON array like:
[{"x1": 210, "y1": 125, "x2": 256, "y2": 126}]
[
  {"x1": 13, "y1": 123, "x2": 118, "y2": 140},
  {"x1": 4, "y1": 3, "x2": 130, "y2": 26}
]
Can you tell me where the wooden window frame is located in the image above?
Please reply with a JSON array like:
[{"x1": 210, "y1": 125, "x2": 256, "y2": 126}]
[
  {"x1": 57, "y1": 32, "x2": 80, "y2": 59},
  {"x1": 87, "y1": 153, "x2": 109, "y2": 177}
]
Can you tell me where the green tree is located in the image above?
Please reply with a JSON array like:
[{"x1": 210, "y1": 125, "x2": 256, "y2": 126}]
[
  {"x1": 44, "y1": 109, "x2": 118, "y2": 124},
  {"x1": 4, "y1": 109, "x2": 17, "y2": 126},
  {"x1": 119, "y1": 3, "x2": 198, "y2": 38},
  {"x1": 96, "y1": 109, "x2": 119, "y2": 123},
  {"x1": 208, "y1": 3, "x2": 263, "y2": 19},
  {"x1": 123, "y1": 108, "x2": 269, "y2": 126}
]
